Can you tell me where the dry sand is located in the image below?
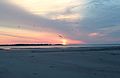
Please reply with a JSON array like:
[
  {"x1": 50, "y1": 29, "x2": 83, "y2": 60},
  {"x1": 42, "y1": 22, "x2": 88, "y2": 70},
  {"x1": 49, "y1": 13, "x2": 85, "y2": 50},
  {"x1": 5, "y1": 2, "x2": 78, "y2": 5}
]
[{"x1": 0, "y1": 47, "x2": 120, "y2": 78}]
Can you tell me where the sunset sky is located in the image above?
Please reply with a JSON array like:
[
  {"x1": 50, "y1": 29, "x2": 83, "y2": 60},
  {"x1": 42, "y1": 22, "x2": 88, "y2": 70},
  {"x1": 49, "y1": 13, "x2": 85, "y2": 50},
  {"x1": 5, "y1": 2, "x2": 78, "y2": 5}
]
[{"x1": 0, "y1": 0, "x2": 120, "y2": 44}]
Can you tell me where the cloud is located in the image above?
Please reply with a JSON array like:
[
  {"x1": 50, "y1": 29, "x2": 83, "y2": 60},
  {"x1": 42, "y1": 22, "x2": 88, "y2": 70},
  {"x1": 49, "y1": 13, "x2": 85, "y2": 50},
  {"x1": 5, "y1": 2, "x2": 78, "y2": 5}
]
[
  {"x1": 0, "y1": 0, "x2": 78, "y2": 38},
  {"x1": 73, "y1": 0, "x2": 120, "y2": 43},
  {"x1": 78, "y1": 0, "x2": 120, "y2": 28},
  {"x1": 88, "y1": 32, "x2": 103, "y2": 37}
]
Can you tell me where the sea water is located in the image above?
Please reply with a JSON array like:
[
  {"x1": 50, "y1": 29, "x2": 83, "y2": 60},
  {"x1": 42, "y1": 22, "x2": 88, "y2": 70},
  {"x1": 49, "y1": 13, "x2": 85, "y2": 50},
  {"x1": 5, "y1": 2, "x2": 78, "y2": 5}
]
[{"x1": 0, "y1": 44, "x2": 120, "y2": 50}]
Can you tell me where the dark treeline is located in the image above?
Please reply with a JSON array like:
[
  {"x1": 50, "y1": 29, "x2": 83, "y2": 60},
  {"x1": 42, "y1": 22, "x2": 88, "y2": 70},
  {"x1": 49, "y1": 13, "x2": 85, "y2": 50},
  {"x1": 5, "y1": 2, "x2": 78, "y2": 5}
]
[{"x1": 0, "y1": 44, "x2": 63, "y2": 46}]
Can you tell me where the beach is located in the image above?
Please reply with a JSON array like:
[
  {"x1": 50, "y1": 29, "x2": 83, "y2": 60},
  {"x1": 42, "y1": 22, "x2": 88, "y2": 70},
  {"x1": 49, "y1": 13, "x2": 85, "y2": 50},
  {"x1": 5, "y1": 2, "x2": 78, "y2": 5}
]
[{"x1": 0, "y1": 46, "x2": 120, "y2": 78}]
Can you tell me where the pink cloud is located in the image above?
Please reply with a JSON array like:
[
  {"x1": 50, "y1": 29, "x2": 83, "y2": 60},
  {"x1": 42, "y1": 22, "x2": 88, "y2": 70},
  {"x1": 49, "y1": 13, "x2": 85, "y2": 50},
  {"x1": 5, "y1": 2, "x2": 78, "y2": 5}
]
[{"x1": 88, "y1": 32, "x2": 100, "y2": 37}]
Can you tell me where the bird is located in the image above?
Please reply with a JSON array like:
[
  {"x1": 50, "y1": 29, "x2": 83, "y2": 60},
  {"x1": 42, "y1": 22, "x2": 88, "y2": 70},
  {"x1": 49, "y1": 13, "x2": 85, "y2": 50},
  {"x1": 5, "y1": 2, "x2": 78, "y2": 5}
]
[{"x1": 58, "y1": 34, "x2": 64, "y2": 38}]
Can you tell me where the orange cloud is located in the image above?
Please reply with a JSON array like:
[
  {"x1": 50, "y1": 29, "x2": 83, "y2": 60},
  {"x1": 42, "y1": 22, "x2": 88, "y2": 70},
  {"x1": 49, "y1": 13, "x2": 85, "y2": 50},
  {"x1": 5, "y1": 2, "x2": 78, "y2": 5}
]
[{"x1": 51, "y1": 14, "x2": 81, "y2": 22}]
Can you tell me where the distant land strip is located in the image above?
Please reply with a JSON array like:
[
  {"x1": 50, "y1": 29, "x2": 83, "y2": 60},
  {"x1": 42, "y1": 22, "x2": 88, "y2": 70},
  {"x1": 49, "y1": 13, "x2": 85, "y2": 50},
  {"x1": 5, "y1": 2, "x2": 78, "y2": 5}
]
[{"x1": 0, "y1": 44, "x2": 63, "y2": 46}]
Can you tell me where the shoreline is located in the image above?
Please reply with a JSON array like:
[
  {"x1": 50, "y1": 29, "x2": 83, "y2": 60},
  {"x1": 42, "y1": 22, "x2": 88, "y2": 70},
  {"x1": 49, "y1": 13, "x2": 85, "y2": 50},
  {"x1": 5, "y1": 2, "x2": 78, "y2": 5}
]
[{"x1": 0, "y1": 46, "x2": 120, "y2": 53}]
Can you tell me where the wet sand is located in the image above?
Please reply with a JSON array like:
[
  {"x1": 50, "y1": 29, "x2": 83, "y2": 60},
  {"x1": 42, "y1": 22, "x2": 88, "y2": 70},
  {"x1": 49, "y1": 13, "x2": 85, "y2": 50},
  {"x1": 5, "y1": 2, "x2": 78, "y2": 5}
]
[{"x1": 0, "y1": 47, "x2": 120, "y2": 78}]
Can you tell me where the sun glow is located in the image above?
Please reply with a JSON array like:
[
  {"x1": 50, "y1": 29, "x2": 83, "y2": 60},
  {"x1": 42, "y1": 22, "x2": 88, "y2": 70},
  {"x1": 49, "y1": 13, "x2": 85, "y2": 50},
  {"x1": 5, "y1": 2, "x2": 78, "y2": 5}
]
[{"x1": 61, "y1": 39, "x2": 67, "y2": 45}]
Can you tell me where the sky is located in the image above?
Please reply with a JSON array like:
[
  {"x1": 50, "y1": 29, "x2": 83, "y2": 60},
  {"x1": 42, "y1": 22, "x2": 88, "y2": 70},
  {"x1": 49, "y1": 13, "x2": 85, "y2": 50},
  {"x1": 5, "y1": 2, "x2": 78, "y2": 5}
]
[{"x1": 0, "y1": 0, "x2": 120, "y2": 44}]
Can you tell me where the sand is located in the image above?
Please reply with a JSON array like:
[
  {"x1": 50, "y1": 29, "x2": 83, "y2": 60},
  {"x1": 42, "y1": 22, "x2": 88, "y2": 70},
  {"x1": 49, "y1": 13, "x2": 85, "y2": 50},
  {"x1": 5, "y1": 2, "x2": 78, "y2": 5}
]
[{"x1": 0, "y1": 47, "x2": 120, "y2": 78}]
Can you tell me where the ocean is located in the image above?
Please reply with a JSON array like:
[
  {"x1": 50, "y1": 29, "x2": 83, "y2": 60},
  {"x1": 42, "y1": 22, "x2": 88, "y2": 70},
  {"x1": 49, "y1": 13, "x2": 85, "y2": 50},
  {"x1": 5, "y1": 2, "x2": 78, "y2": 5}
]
[{"x1": 0, "y1": 44, "x2": 120, "y2": 50}]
